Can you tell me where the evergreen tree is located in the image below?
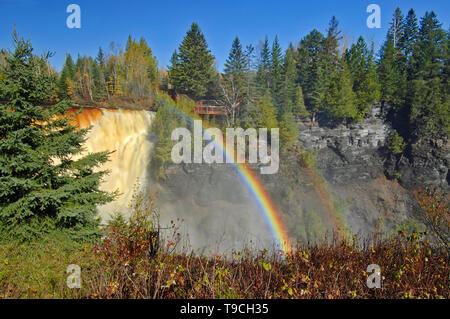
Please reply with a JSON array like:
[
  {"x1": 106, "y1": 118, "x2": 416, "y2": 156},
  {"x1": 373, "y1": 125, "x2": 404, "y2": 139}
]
[
  {"x1": 296, "y1": 29, "x2": 326, "y2": 119},
  {"x1": 409, "y1": 12, "x2": 448, "y2": 137},
  {"x1": 256, "y1": 90, "x2": 278, "y2": 129},
  {"x1": 323, "y1": 16, "x2": 342, "y2": 77},
  {"x1": 323, "y1": 60, "x2": 357, "y2": 121},
  {"x1": 280, "y1": 44, "x2": 297, "y2": 114},
  {"x1": 279, "y1": 111, "x2": 298, "y2": 150},
  {"x1": 345, "y1": 37, "x2": 380, "y2": 118},
  {"x1": 377, "y1": 34, "x2": 405, "y2": 107},
  {"x1": 58, "y1": 54, "x2": 75, "y2": 99},
  {"x1": 400, "y1": 9, "x2": 419, "y2": 61},
  {"x1": 94, "y1": 47, "x2": 109, "y2": 100},
  {"x1": 0, "y1": 34, "x2": 114, "y2": 241},
  {"x1": 256, "y1": 36, "x2": 271, "y2": 92},
  {"x1": 270, "y1": 35, "x2": 284, "y2": 108},
  {"x1": 169, "y1": 23, "x2": 216, "y2": 100},
  {"x1": 389, "y1": 8, "x2": 405, "y2": 49},
  {"x1": 292, "y1": 85, "x2": 309, "y2": 118},
  {"x1": 243, "y1": 44, "x2": 258, "y2": 102},
  {"x1": 96, "y1": 47, "x2": 106, "y2": 69},
  {"x1": 221, "y1": 36, "x2": 249, "y2": 125},
  {"x1": 224, "y1": 37, "x2": 248, "y2": 76}
]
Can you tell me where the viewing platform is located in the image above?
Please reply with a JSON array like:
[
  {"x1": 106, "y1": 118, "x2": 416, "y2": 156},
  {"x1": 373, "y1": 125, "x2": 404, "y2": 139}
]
[{"x1": 194, "y1": 100, "x2": 229, "y2": 116}]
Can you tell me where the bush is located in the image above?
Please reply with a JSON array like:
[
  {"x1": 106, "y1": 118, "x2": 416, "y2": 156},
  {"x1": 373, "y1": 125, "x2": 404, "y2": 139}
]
[
  {"x1": 93, "y1": 190, "x2": 161, "y2": 264},
  {"x1": 388, "y1": 130, "x2": 406, "y2": 155}
]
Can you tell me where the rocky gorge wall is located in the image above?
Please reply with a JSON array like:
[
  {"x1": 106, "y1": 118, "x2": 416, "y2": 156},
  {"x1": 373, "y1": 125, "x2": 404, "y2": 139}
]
[{"x1": 157, "y1": 103, "x2": 449, "y2": 247}]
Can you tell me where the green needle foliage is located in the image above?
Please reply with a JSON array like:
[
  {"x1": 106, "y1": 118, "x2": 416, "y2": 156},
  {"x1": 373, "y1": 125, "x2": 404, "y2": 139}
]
[
  {"x1": 169, "y1": 23, "x2": 216, "y2": 100},
  {"x1": 0, "y1": 33, "x2": 115, "y2": 242}
]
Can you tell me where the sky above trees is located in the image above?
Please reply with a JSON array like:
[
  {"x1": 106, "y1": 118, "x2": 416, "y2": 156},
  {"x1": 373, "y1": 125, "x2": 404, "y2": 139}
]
[{"x1": 0, "y1": 0, "x2": 448, "y2": 72}]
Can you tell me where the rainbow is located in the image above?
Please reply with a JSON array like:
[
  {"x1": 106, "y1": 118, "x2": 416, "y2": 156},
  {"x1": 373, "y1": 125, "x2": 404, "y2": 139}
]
[
  {"x1": 230, "y1": 162, "x2": 292, "y2": 253},
  {"x1": 165, "y1": 102, "x2": 292, "y2": 253}
]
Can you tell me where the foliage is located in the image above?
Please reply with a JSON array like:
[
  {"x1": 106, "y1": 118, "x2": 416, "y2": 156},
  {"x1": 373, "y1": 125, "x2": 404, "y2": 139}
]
[
  {"x1": 0, "y1": 33, "x2": 114, "y2": 241},
  {"x1": 150, "y1": 93, "x2": 191, "y2": 179},
  {"x1": 94, "y1": 190, "x2": 161, "y2": 264},
  {"x1": 323, "y1": 60, "x2": 358, "y2": 121},
  {"x1": 292, "y1": 85, "x2": 309, "y2": 118},
  {"x1": 256, "y1": 90, "x2": 278, "y2": 129},
  {"x1": 279, "y1": 111, "x2": 298, "y2": 151},
  {"x1": 414, "y1": 187, "x2": 449, "y2": 250},
  {"x1": 387, "y1": 130, "x2": 406, "y2": 155},
  {"x1": 168, "y1": 23, "x2": 216, "y2": 100},
  {"x1": 345, "y1": 37, "x2": 381, "y2": 118},
  {"x1": 0, "y1": 230, "x2": 447, "y2": 299},
  {"x1": 220, "y1": 36, "x2": 248, "y2": 126}
]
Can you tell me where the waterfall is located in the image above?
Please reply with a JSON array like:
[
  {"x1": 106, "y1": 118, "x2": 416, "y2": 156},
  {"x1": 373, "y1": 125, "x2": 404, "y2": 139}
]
[{"x1": 69, "y1": 108, "x2": 155, "y2": 219}]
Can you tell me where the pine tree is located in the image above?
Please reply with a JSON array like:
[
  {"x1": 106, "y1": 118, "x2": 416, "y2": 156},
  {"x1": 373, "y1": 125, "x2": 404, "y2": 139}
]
[
  {"x1": 221, "y1": 36, "x2": 249, "y2": 125},
  {"x1": 270, "y1": 35, "x2": 284, "y2": 108},
  {"x1": 256, "y1": 90, "x2": 278, "y2": 129},
  {"x1": 279, "y1": 111, "x2": 298, "y2": 150},
  {"x1": 256, "y1": 36, "x2": 271, "y2": 92},
  {"x1": 377, "y1": 34, "x2": 405, "y2": 107},
  {"x1": 58, "y1": 54, "x2": 75, "y2": 99},
  {"x1": 0, "y1": 34, "x2": 114, "y2": 241},
  {"x1": 292, "y1": 85, "x2": 309, "y2": 118},
  {"x1": 389, "y1": 8, "x2": 405, "y2": 49},
  {"x1": 323, "y1": 16, "x2": 342, "y2": 77},
  {"x1": 243, "y1": 44, "x2": 258, "y2": 102},
  {"x1": 168, "y1": 23, "x2": 216, "y2": 100},
  {"x1": 224, "y1": 37, "x2": 248, "y2": 75},
  {"x1": 296, "y1": 29, "x2": 326, "y2": 119},
  {"x1": 345, "y1": 37, "x2": 380, "y2": 118},
  {"x1": 409, "y1": 12, "x2": 448, "y2": 137},
  {"x1": 323, "y1": 60, "x2": 357, "y2": 121},
  {"x1": 280, "y1": 44, "x2": 297, "y2": 113},
  {"x1": 400, "y1": 9, "x2": 419, "y2": 61}
]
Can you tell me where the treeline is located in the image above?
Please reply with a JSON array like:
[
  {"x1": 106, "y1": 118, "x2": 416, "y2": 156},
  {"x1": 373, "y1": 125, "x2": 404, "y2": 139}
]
[
  {"x1": 166, "y1": 8, "x2": 448, "y2": 150},
  {"x1": 20, "y1": 7, "x2": 449, "y2": 145},
  {"x1": 57, "y1": 36, "x2": 158, "y2": 104}
]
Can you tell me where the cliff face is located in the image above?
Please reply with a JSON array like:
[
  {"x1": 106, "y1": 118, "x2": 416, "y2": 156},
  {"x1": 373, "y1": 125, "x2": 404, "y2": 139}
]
[
  {"x1": 396, "y1": 136, "x2": 450, "y2": 191},
  {"x1": 155, "y1": 104, "x2": 448, "y2": 248},
  {"x1": 298, "y1": 104, "x2": 391, "y2": 186},
  {"x1": 298, "y1": 104, "x2": 449, "y2": 191}
]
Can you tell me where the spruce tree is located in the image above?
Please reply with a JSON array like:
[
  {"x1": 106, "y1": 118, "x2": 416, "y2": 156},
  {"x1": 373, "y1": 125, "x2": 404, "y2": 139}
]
[
  {"x1": 323, "y1": 60, "x2": 357, "y2": 121},
  {"x1": 256, "y1": 90, "x2": 278, "y2": 129},
  {"x1": 256, "y1": 36, "x2": 271, "y2": 92},
  {"x1": 279, "y1": 111, "x2": 298, "y2": 151},
  {"x1": 296, "y1": 29, "x2": 326, "y2": 119},
  {"x1": 323, "y1": 16, "x2": 342, "y2": 78},
  {"x1": 400, "y1": 9, "x2": 419, "y2": 62},
  {"x1": 58, "y1": 54, "x2": 75, "y2": 99},
  {"x1": 168, "y1": 23, "x2": 216, "y2": 100},
  {"x1": 280, "y1": 44, "x2": 297, "y2": 114},
  {"x1": 222, "y1": 36, "x2": 249, "y2": 125},
  {"x1": 389, "y1": 8, "x2": 405, "y2": 49},
  {"x1": 345, "y1": 37, "x2": 380, "y2": 118},
  {"x1": 377, "y1": 35, "x2": 405, "y2": 107},
  {"x1": 270, "y1": 35, "x2": 284, "y2": 109},
  {"x1": 409, "y1": 12, "x2": 448, "y2": 137},
  {"x1": 292, "y1": 85, "x2": 309, "y2": 119},
  {"x1": 224, "y1": 36, "x2": 248, "y2": 94},
  {"x1": 0, "y1": 34, "x2": 114, "y2": 241}
]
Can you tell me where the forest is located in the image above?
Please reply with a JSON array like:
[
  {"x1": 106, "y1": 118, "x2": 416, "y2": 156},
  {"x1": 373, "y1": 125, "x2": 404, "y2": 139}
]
[
  {"x1": 45, "y1": 8, "x2": 448, "y2": 144},
  {"x1": 0, "y1": 7, "x2": 448, "y2": 299}
]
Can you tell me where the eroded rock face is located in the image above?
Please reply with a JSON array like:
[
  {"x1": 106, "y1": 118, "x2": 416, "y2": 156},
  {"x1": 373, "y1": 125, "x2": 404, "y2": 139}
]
[
  {"x1": 153, "y1": 103, "x2": 447, "y2": 249},
  {"x1": 397, "y1": 137, "x2": 450, "y2": 191},
  {"x1": 298, "y1": 105, "x2": 392, "y2": 185},
  {"x1": 298, "y1": 105, "x2": 449, "y2": 191}
]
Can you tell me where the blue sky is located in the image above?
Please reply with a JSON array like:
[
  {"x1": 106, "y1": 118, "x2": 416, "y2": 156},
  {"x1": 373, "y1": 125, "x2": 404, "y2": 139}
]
[{"x1": 0, "y1": 0, "x2": 448, "y2": 72}]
